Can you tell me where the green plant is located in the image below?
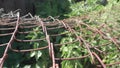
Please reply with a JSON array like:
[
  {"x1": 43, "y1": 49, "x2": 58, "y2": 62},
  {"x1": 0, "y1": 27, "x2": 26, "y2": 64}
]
[
  {"x1": 60, "y1": 31, "x2": 90, "y2": 68},
  {"x1": 35, "y1": 0, "x2": 71, "y2": 18},
  {"x1": 20, "y1": 27, "x2": 50, "y2": 68},
  {"x1": 65, "y1": 0, "x2": 104, "y2": 17}
]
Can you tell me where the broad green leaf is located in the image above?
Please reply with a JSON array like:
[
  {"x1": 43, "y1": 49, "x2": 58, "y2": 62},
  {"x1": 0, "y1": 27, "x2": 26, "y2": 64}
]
[{"x1": 30, "y1": 51, "x2": 36, "y2": 57}]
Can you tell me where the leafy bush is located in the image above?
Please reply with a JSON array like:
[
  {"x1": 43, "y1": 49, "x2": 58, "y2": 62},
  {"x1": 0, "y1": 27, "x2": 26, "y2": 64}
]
[
  {"x1": 35, "y1": 0, "x2": 71, "y2": 18},
  {"x1": 22, "y1": 27, "x2": 50, "y2": 68},
  {"x1": 64, "y1": 0, "x2": 104, "y2": 17}
]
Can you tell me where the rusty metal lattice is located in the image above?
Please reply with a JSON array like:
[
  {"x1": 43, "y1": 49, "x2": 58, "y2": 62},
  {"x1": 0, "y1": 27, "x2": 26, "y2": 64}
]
[{"x1": 0, "y1": 13, "x2": 120, "y2": 68}]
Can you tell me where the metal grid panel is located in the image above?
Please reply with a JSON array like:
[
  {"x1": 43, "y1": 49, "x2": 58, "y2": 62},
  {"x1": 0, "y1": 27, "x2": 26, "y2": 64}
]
[{"x1": 0, "y1": 14, "x2": 120, "y2": 68}]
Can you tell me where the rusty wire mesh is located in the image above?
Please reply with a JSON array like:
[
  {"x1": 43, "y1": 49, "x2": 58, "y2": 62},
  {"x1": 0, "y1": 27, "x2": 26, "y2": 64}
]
[{"x1": 0, "y1": 13, "x2": 120, "y2": 68}]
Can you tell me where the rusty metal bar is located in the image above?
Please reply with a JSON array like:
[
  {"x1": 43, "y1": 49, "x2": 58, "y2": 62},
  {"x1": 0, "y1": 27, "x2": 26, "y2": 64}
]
[
  {"x1": 92, "y1": 52, "x2": 106, "y2": 68},
  {"x1": 55, "y1": 54, "x2": 90, "y2": 60},
  {"x1": 14, "y1": 37, "x2": 46, "y2": 42},
  {"x1": 0, "y1": 43, "x2": 8, "y2": 47},
  {"x1": 0, "y1": 27, "x2": 15, "y2": 30},
  {"x1": 0, "y1": 12, "x2": 20, "y2": 68},
  {"x1": 0, "y1": 33, "x2": 13, "y2": 36},
  {"x1": 51, "y1": 43, "x2": 56, "y2": 68}
]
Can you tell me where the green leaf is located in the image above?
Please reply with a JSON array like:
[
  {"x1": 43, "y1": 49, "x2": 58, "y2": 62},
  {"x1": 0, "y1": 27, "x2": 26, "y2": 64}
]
[
  {"x1": 36, "y1": 51, "x2": 42, "y2": 60},
  {"x1": 30, "y1": 51, "x2": 36, "y2": 57},
  {"x1": 23, "y1": 65, "x2": 31, "y2": 68},
  {"x1": 35, "y1": 64, "x2": 40, "y2": 68}
]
